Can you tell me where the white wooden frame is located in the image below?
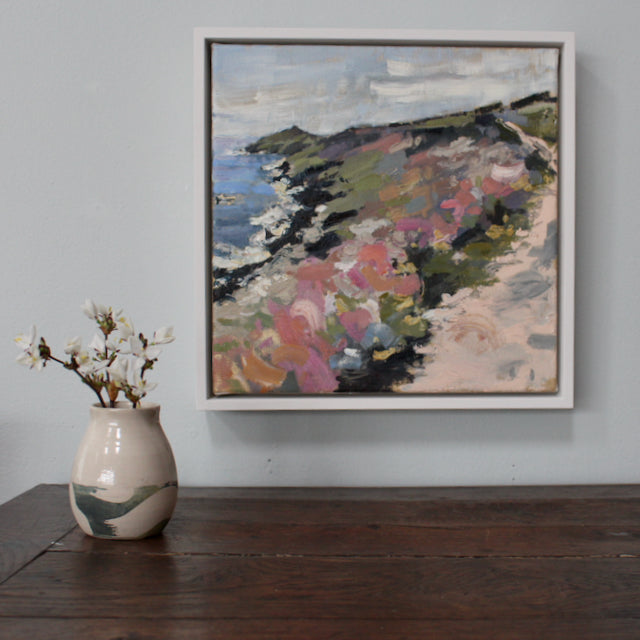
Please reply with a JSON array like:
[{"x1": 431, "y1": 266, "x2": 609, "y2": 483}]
[{"x1": 195, "y1": 28, "x2": 575, "y2": 411}]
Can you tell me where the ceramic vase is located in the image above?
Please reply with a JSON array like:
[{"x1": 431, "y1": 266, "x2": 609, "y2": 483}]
[{"x1": 69, "y1": 402, "x2": 178, "y2": 540}]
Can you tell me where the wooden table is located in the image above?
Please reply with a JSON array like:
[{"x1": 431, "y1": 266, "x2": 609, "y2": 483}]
[{"x1": 1, "y1": 484, "x2": 640, "y2": 639}]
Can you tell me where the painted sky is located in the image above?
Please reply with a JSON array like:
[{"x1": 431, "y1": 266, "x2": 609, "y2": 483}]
[{"x1": 212, "y1": 44, "x2": 559, "y2": 139}]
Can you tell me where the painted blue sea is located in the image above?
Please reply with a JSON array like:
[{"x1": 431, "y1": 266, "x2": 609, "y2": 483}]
[{"x1": 212, "y1": 137, "x2": 284, "y2": 263}]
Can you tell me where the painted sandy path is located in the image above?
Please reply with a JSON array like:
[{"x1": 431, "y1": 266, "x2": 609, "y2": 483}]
[
  {"x1": 399, "y1": 150, "x2": 558, "y2": 394},
  {"x1": 213, "y1": 112, "x2": 560, "y2": 395}
]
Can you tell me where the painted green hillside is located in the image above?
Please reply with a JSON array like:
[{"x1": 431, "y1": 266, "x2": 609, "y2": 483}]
[{"x1": 213, "y1": 93, "x2": 558, "y2": 395}]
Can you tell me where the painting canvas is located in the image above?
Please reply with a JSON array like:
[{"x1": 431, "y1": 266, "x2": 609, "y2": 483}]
[{"x1": 198, "y1": 29, "x2": 574, "y2": 408}]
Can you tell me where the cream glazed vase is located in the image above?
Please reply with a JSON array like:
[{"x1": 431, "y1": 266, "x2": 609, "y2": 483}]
[{"x1": 69, "y1": 402, "x2": 178, "y2": 540}]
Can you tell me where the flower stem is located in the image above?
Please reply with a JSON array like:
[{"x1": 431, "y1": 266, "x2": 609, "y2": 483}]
[{"x1": 48, "y1": 354, "x2": 106, "y2": 407}]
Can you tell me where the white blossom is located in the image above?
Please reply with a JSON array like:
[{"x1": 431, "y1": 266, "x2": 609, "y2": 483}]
[
  {"x1": 77, "y1": 357, "x2": 107, "y2": 378},
  {"x1": 131, "y1": 369, "x2": 157, "y2": 396},
  {"x1": 125, "y1": 335, "x2": 161, "y2": 361},
  {"x1": 115, "y1": 316, "x2": 135, "y2": 341},
  {"x1": 107, "y1": 356, "x2": 129, "y2": 385},
  {"x1": 75, "y1": 353, "x2": 92, "y2": 377},
  {"x1": 15, "y1": 349, "x2": 45, "y2": 371},
  {"x1": 14, "y1": 326, "x2": 37, "y2": 351},
  {"x1": 81, "y1": 299, "x2": 121, "y2": 322},
  {"x1": 88, "y1": 333, "x2": 106, "y2": 353},
  {"x1": 81, "y1": 299, "x2": 107, "y2": 320},
  {"x1": 16, "y1": 302, "x2": 174, "y2": 406},
  {"x1": 80, "y1": 299, "x2": 95, "y2": 319},
  {"x1": 76, "y1": 350, "x2": 91, "y2": 367},
  {"x1": 152, "y1": 326, "x2": 175, "y2": 345},
  {"x1": 14, "y1": 326, "x2": 45, "y2": 370},
  {"x1": 64, "y1": 336, "x2": 82, "y2": 355}
]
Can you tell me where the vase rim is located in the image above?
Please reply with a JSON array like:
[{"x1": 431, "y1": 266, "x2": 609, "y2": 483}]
[{"x1": 91, "y1": 401, "x2": 160, "y2": 411}]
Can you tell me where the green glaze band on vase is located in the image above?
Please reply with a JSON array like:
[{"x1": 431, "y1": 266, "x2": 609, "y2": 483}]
[{"x1": 69, "y1": 402, "x2": 178, "y2": 540}]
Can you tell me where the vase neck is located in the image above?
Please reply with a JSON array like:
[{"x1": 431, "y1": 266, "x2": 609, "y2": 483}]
[{"x1": 89, "y1": 403, "x2": 161, "y2": 426}]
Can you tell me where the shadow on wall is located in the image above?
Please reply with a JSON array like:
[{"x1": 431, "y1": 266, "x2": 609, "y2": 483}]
[
  {"x1": 573, "y1": 56, "x2": 614, "y2": 417},
  {"x1": 207, "y1": 407, "x2": 575, "y2": 447},
  {"x1": 200, "y1": 60, "x2": 611, "y2": 455}
]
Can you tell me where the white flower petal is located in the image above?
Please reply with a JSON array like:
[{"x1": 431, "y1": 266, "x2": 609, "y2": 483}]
[
  {"x1": 144, "y1": 345, "x2": 162, "y2": 361},
  {"x1": 88, "y1": 333, "x2": 106, "y2": 353},
  {"x1": 14, "y1": 335, "x2": 31, "y2": 350},
  {"x1": 16, "y1": 351, "x2": 33, "y2": 366},
  {"x1": 14, "y1": 325, "x2": 37, "y2": 351},
  {"x1": 107, "y1": 357, "x2": 129, "y2": 384},
  {"x1": 81, "y1": 299, "x2": 97, "y2": 319},
  {"x1": 131, "y1": 376, "x2": 157, "y2": 396},
  {"x1": 116, "y1": 318, "x2": 135, "y2": 341},
  {"x1": 64, "y1": 336, "x2": 82, "y2": 355},
  {"x1": 127, "y1": 335, "x2": 144, "y2": 357},
  {"x1": 16, "y1": 350, "x2": 44, "y2": 370},
  {"x1": 78, "y1": 359, "x2": 108, "y2": 377},
  {"x1": 152, "y1": 326, "x2": 175, "y2": 345}
]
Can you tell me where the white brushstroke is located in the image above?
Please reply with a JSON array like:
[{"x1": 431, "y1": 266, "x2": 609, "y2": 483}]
[{"x1": 213, "y1": 44, "x2": 559, "y2": 138}]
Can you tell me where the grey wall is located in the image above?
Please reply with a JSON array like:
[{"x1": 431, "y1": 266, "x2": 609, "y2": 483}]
[{"x1": 1, "y1": 0, "x2": 639, "y2": 504}]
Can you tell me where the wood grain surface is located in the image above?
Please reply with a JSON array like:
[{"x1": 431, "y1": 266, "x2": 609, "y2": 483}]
[
  {"x1": 0, "y1": 484, "x2": 75, "y2": 584},
  {"x1": 1, "y1": 484, "x2": 640, "y2": 639}
]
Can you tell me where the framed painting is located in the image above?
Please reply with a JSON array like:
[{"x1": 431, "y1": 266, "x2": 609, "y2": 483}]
[{"x1": 194, "y1": 28, "x2": 575, "y2": 410}]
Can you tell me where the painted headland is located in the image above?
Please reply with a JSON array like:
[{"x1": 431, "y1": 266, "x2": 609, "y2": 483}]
[{"x1": 211, "y1": 44, "x2": 560, "y2": 396}]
